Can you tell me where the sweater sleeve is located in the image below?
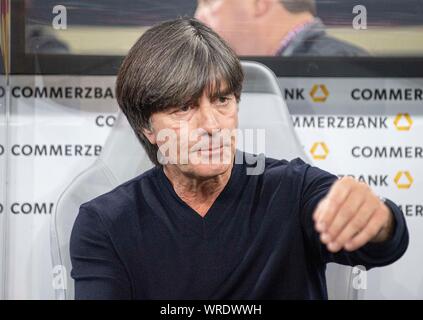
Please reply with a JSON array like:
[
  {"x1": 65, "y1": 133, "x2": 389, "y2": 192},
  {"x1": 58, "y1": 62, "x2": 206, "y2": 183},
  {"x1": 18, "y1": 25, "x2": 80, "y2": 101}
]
[
  {"x1": 297, "y1": 159, "x2": 409, "y2": 270},
  {"x1": 70, "y1": 205, "x2": 132, "y2": 299}
]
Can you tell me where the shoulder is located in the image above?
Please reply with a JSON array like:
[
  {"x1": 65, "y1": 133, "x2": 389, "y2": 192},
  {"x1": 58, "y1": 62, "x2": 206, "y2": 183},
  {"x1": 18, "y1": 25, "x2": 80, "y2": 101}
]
[
  {"x1": 245, "y1": 155, "x2": 311, "y2": 196},
  {"x1": 262, "y1": 155, "x2": 338, "y2": 194},
  {"x1": 293, "y1": 21, "x2": 368, "y2": 57},
  {"x1": 301, "y1": 32, "x2": 368, "y2": 57},
  {"x1": 77, "y1": 166, "x2": 159, "y2": 225},
  {"x1": 238, "y1": 151, "x2": 310, "y2": 179},
  {"x1": 315, "y1": 36, "x2": 367, "y2": 56},
  {"x1": 70, "y1": 168, "x2": 160, "y2": 260},
  {"x1": 263, "y1": 156, "x2": 310, "y2": 176}
]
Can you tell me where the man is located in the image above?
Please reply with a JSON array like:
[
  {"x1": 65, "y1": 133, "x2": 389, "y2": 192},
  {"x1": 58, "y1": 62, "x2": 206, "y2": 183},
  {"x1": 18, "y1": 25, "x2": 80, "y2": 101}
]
[
  {"x1": 194, "y1": 0, "x2": 367, "y2": 56},
  {"x1": 70, "y1": 18, "x2": 407, "y2": 299}
]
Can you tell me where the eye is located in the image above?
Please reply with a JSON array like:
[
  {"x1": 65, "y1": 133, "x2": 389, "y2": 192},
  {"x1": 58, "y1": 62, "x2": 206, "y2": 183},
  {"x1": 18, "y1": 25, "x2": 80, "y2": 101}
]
[
  {"x1": 173, "y1": 103, "x2": 194, "y2": 115},
  {"x1": 180, "y1": 105, "x2": 190, "y2": 112},
  {"x1": 215, "y1": 96, "x2": 231, "y2": 106}
]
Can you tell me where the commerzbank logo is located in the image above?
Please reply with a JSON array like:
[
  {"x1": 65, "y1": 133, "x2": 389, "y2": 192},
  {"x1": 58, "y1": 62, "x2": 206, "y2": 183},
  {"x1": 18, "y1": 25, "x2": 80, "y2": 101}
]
[
  {"x1": 310, "y1": 84, "x2": 330, "y2": 103},
  {"x1": 394, "y1": 171, "x2": 414, "y2": 189},
  {"x1": 394, "y1": 113, "x2": 413, "y2": 131},
  {"x1": 310, "y1": 142, "x2": 329, "y2": 160}
]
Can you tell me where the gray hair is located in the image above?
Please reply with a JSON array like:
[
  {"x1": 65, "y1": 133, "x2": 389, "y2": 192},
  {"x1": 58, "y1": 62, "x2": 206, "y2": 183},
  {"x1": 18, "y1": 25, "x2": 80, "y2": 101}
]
[
  {"x1": 116, "y1": 18, "x2": 244, "y2": 166},
  {"x1": 280, "y1": 0, "x2": 316, "y2": 16}
]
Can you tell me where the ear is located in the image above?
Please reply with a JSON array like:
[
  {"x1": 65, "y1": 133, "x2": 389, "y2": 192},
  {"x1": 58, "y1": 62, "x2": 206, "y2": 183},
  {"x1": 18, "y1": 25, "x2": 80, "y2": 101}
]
[
  {"x1": 253, "y1": 0, "x2": 273, "y2": 17},
  {"x1": 142, "y1": 126, "x2": 156, "y2": 145}
]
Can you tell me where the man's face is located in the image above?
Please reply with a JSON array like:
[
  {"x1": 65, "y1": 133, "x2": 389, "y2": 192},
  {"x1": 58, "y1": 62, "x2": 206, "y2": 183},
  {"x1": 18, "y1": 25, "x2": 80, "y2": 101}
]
[
  {"x1": 143, "y1": 86, "x2": 239, "y2": 179},
  {"x1": 194, "y1": 0, "x2": 255, "y2": 55}
]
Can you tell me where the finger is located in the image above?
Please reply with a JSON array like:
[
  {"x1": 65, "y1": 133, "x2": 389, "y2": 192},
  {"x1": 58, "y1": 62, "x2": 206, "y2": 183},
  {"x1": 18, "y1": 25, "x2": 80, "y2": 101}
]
[
  {"x1": 343, "y1": 207, "x2": 386, "y2": 252},
  {"x1": 316, "y1": 177, "x2": 355, "y2": 232},
  {"x1": 329, "y1": 197, "x2": 379, "y2": 252},
  {"x1": 313, "y1": 197, "x2": 328, "y2": 222},
  {"x1": 313, "y1": 199, "x2": 321, "y2": 221},
  {"x1": 324, "y1": 185, "x2": 368, "y2": 243},
  {"x1": 325, "y1": 176, "x2": 355, "y2": 207},
  {"x1": 314, "y1": 198, "x2": 336, "y2": 233}
]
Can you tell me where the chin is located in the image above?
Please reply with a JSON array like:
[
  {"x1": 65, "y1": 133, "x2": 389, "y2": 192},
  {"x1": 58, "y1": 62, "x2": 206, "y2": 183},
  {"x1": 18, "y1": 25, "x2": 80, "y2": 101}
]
[
  {"x1": 177, "y1": 146, "x2": 236, "y2": 178},
  {"x1": 187, "y1": 162, "x2": 232, "y2": 179}
]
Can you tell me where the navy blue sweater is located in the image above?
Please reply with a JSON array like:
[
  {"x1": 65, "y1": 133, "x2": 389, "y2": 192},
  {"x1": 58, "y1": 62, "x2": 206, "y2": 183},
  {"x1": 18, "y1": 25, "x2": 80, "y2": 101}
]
[{"x1": 70, "y1": 155, "x2": 409, "y2": 299}]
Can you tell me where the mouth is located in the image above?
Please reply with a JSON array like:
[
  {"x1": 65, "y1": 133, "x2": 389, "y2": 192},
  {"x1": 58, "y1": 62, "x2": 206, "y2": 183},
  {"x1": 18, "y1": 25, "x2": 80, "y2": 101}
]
[
  {"x1": 187, "y1": 143, "x2": 233, "y2": 165},
  {"x1": 195, "y1": 145, "x2": 223, "y2": 154},
  {"x1": 195, "y1": 143, "x2": 231, "y2": 152},
  {"x1": 208, "y1": 144, "x2": 223, "y2": 151}
]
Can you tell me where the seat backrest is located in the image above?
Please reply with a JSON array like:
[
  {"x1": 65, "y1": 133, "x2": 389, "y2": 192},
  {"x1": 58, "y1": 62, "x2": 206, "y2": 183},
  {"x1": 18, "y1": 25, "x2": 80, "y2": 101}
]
[
  {"x1": 237, "y1": 61, "x2": 308, "y2": 161},
  {"x1": 51, "y1": 61, "x2": 353, "y2": 300}
]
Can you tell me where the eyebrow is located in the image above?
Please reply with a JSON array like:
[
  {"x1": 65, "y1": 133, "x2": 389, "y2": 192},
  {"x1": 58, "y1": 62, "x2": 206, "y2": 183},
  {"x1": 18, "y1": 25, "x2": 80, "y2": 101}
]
[{"x1": 207, "y1": 86, "x2": 234, "y2": 101}]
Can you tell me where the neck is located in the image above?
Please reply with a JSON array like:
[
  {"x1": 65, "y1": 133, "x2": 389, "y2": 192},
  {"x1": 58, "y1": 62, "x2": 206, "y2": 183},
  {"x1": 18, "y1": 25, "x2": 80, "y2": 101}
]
[
  {"x1": 250, "y1": 12, "x2": 315, "y2": 56},
  {"x1": 163, "y1": 164, "x2": 233, "y2": 217}
]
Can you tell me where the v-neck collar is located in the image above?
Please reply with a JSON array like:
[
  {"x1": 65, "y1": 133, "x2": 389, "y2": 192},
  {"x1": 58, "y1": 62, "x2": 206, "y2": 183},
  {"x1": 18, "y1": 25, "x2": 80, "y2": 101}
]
[{"x1": 155, "y1": 153, "x2": 245, "y2": 238}]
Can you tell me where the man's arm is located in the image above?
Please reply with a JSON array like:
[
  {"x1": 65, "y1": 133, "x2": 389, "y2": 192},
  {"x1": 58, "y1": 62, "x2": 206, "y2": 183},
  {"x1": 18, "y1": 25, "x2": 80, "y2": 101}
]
[
  {"x1": 299, "y1": 162, "x2": 409, "y2": 268},
  {"x1": 70, "y1": 205, "x2": 132, "y2": 299}
]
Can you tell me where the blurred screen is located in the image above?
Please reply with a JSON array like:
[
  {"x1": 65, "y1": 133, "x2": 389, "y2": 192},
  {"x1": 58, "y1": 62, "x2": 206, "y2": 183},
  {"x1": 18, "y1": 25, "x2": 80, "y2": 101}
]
[{"x1": 25, "y1": 0, "x2": 423, "y2": 57}]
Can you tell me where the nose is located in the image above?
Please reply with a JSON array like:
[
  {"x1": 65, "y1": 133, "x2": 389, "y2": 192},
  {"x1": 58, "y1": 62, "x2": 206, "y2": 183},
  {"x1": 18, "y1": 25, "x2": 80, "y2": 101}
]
[{"x1": 198, "y1": 102, "x2": 219, "y2": 135}]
